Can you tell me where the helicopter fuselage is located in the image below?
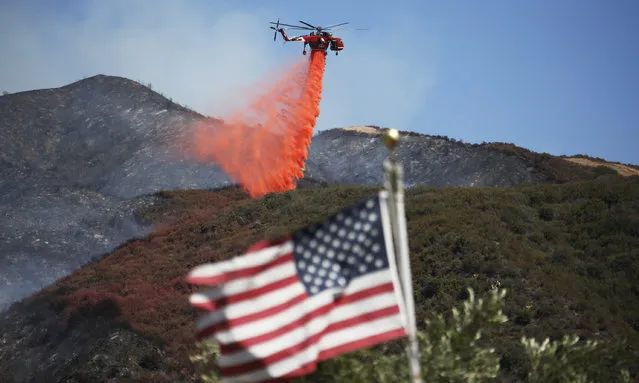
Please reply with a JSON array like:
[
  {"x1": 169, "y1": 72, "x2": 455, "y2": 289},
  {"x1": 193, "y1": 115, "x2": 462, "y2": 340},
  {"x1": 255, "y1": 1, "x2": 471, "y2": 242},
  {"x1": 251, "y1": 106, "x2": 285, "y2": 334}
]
[{"x1": 279, "y1": 30, "x2": 344, "y2": 55}]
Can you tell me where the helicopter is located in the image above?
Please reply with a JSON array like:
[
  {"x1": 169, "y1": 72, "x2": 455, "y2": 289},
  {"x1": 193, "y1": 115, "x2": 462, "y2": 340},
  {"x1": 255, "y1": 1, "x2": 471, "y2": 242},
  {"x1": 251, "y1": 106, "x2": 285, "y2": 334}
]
[{"x1": 269, "y1": 19, "x2": 366, "y2": 56}]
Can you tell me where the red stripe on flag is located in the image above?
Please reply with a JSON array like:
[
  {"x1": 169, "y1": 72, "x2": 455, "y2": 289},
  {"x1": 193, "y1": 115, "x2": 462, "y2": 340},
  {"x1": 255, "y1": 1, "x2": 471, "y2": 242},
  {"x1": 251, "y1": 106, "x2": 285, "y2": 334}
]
[
  {"x1": 245, "y1": 235, "x2": 292, "y2": 254},
  {"x1": 192, "y1": 274, "x2": 300, "y2": 312},
  {"x1": 324, "y1": 305, "x2": 401, "y2": 335},
  {"x1": 318, "y1": 327, "x2": 407, "y2": 361},
  {"x1": 196, "y1": 291, "x2": 309, "y2": 341},
  {"x1": 270, "y1": 328, "x2": 407, "y2": 381},
  {"x1": 219, "y1": 305, "x2": 402, "y2": 377},
  {"x1": 219, "y1": 282, "x2": 397, "y2": 353},
  {"x1": 186, "y1": 252, "x2": 293, "y2": 286},
  {"x1": 260, "y1": 329, "x2": 406, "y2": 383}
]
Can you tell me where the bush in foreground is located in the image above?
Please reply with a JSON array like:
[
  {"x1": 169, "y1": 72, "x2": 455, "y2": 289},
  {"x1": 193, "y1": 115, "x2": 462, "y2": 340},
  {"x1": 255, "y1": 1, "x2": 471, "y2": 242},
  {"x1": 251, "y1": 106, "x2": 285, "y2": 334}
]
[{"x1": 190, "y1": 287, "x2": 630, "y2": 382}]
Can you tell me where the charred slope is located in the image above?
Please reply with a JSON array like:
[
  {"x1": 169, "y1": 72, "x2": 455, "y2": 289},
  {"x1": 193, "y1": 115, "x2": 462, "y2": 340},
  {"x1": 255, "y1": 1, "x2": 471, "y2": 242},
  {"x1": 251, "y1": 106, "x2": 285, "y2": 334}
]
[
  {"x1": 0, "y1": 75, "x2": 233, "y2": 311},
  {"x1": 305, "y1": 128, "x2": 543, "y2": 187},
  {"x1": 304, "y1": 127, "x2": 619, "y2": 187},
  {"x1": 0, "y1": 74, "x2": 231, "y2": 198},
  {"x1": 0, "y1": 292, "x2": 171, "y2": 383}
]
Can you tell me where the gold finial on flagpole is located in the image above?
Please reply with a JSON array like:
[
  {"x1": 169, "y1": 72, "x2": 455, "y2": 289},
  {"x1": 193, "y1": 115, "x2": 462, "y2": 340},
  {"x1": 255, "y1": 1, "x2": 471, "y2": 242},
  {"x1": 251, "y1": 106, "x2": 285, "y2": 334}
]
[
  {"x1": 383, "y1": 128, "x2": 400, "y2": 192},
  {"x1": 383, "y1": 128, "x2": 400, "y2": 176},
  {"x1": 383, "y1": 128, "x2": 400, "y2": 150}
]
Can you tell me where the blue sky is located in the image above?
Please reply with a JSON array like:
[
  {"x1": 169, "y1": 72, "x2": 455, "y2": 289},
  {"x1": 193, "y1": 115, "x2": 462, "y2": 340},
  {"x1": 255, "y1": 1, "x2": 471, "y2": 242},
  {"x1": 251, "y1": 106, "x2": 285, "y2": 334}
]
[{"x1": 1, "y1": 0, "x2": 638, "y2": 164}]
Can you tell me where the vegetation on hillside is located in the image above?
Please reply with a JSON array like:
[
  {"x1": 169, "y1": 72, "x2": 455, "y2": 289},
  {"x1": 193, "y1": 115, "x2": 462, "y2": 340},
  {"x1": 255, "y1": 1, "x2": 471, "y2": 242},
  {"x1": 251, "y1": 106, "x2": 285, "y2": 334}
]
[
  {"x1": 44, "y1": 173, "x2": 639, "y2": 381},
  {"x1": 483, "y1": 142, "x2": 620, "y2": 182},
  {"x1": 568, "y1": 154, "x2": 639, "y2": 171}
]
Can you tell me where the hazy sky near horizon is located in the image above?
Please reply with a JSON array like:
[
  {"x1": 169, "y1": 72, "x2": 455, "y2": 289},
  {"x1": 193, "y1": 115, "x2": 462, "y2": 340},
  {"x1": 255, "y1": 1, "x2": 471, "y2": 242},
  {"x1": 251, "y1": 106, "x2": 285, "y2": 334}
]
[{"x1": 1, "y1": 0, "x2": 638, "y2": 164}]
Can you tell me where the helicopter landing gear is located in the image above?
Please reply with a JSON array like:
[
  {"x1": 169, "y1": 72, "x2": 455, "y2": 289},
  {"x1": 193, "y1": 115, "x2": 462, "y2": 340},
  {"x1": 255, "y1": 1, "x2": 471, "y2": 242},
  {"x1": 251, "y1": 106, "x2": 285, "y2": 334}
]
[{"x1": 303, "y1": 50, "x2": 307, "y2": 55}]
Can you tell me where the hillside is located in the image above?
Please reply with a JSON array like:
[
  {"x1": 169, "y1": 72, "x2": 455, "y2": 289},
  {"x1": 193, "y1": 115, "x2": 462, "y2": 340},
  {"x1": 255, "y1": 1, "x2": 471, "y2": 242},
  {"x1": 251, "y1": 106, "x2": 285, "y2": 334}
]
[
  {"x1": 2, "y1": 74, "x2": 626, "y2": 312},
  {"x1": 0, "y1": 75, "x2": 230, "y2": 311},
  {"x1": 1, "y1": 174, "x2": 637, "y2": 382}
]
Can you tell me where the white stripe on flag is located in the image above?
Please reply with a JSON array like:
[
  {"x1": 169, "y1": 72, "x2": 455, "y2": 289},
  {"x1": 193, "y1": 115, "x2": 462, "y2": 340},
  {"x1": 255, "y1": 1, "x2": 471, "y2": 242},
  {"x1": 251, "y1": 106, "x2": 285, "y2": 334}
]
[
  {"x1": 214, "y1": 283, "x2": 331, "y2": 344},
  {"x1": 218, "y1": 290, "x2": 401, "y2": 367},
  {"x1": 223, "y1": 315, "x2": 405, "y2": 383},
  {"x1": 189, "y1": 261, "x2": 298, "y2": 310},
  {"x1": 187, "y1": 241, "x2": 293, "y2": 281},
  {"x1": 212, "y1": 270, "x2": 392, "y2": 344},
  {"x1": 318, "y1": 312, "x2": 404, "y2": 351},
  {"x1": 196, "y1": 281, "x2": 306, "y2": 330}
]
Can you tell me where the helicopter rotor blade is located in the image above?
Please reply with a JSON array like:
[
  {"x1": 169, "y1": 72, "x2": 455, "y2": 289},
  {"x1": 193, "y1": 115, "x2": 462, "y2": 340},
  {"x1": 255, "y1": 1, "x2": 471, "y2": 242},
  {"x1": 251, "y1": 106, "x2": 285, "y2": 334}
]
[
  {"x1": 271, "y1": 26, "x2": 309, "y2": 31},
  {"x1": 271, "y1": 21, "x2": 311, "y2": 29},
  {"x1": 299, "y1": 20, "x2": 317, "y2": 29},
  {"x1": 270, "y1": 20, "x2": 365, "y2": 34},
  {"x1": 324, "y1": 22, "x2": 349, "y2": 29}
]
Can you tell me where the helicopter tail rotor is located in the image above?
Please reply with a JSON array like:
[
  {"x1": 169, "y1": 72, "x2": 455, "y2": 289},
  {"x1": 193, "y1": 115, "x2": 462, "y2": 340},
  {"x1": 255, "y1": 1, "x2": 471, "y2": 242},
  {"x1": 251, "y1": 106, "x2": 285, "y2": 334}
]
[{"x1": 272, "y1": 18, "x2": 280, "y2": 41}]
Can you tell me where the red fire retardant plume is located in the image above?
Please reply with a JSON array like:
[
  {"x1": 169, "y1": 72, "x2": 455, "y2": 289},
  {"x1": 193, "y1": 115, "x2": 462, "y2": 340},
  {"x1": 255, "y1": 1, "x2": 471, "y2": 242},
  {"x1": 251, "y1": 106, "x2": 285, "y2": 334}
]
[{"x1": 190, "y1": 50, "x2": 327, "y2": 198}]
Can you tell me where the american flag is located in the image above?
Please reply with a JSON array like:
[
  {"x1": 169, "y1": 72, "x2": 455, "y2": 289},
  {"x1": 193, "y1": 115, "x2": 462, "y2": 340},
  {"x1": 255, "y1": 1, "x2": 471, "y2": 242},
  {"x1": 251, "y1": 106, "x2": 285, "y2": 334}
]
[{"x1": 186, "y1": 191, "x2": 408, "y2": 382}]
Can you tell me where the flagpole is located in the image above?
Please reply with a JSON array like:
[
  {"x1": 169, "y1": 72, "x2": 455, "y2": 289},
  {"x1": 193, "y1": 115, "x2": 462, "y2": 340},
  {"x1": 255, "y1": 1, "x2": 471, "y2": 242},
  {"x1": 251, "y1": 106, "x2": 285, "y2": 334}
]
[{"x1": 382, "y1": 129, "x2": 422, "y2": 383}]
